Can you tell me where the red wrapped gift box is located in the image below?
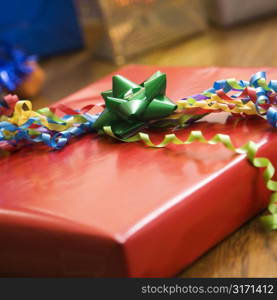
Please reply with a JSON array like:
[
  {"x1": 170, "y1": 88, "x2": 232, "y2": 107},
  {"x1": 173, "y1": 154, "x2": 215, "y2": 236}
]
[{"x1": 0, "y1": 65, "x2": 276, "y2": 277}]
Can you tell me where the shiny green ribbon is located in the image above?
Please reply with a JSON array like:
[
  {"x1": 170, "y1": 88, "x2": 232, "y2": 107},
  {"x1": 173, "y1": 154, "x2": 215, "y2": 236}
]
[
  {"x1": 93, "y1": 71, "x2": 177, "y2": 138},
  {"x1": 104, "y1": 126, "x2": 277, "y2": 230}
]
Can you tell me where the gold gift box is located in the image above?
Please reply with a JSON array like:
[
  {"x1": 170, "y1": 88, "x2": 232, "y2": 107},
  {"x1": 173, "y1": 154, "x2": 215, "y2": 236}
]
[{"x1": 93, "y1": 0, "x2": 208, "y2": 64}]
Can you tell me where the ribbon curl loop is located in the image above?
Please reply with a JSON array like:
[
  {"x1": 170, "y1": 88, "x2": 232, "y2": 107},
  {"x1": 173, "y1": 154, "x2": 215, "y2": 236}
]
[{"x1": 103, "y1": 126, "x2": 277, "y2": 230}]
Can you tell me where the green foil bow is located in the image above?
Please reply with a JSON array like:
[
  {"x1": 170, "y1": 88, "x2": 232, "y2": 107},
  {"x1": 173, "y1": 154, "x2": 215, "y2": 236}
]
[{"x1": 93, "y1": 71, "x2": 177, "y2": 138}]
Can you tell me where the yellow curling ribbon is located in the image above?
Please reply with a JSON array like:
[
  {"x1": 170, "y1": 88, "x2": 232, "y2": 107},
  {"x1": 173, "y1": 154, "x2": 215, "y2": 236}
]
[
  {"x1": 176, "y1": 96, "x2": 258, "y2": 115},
  {"x1": 0, "y1": 100, "x2": 87, "y2": 131},
  {"x1": 103, "y1": 126, "x2": 277, "y2": 230}
]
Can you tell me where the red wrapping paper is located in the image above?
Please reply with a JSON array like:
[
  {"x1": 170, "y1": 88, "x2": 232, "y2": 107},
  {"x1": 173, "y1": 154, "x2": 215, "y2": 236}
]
[{"x1": 0, "y1": 65, "x2": 277, "y2": 277}]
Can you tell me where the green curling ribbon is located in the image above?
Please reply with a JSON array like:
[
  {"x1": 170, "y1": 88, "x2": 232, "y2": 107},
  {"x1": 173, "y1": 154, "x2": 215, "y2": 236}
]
[
  {"x1": 93, "y1": 71, "x2": 177, "y2": 138},
  {"x1": 103, "y1": 126, "x2": 277, "y2": 230}
]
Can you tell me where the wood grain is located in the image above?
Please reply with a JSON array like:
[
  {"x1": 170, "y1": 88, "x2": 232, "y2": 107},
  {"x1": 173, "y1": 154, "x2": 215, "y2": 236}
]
[
  {"x1": 181, "y1": 218, "x2": 277, "y2": 277},
  {"x1": 35, "y1": 15, "x2": 277, "y2": 277}
]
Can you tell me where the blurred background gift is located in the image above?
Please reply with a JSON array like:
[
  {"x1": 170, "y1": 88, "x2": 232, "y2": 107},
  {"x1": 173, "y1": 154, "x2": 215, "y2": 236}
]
[
  {"x1": 0, "y1": 0, "x2": 83, "y2": 98},
  {"x1": 0, "y1": 0, "x2": 277, "y2": 104}
]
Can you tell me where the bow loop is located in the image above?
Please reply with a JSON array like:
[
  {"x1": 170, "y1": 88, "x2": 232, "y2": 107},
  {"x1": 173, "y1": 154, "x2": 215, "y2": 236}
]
[
  {"x1": 141, "y1": 96, "x2": 177, "y2": 120},
  {"x1": 143, "y1": 71, "x2": 166, "y2": 100},
  {"x1": 112, "y1": 75, "x2": 139, "y2": 98},
  {"x1": 93, "y1": 71, "x2": 177, "y2": 138}
]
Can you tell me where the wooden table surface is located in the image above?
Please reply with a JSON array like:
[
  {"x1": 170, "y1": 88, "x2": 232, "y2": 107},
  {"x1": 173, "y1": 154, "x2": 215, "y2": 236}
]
[{"x1": 35, "y1": 15, "x2": 277, "y2": 277}]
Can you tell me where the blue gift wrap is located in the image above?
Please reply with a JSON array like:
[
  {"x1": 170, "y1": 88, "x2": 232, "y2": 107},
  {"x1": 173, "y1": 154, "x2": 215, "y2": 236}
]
[{"x1": 0, "y1": 0, "x2": 83, "y2": 57}]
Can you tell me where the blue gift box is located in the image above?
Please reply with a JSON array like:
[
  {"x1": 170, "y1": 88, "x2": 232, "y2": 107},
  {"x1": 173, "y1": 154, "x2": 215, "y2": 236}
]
[{"x1": 0, "y1": 0, "x2": 83, "y2": 57}]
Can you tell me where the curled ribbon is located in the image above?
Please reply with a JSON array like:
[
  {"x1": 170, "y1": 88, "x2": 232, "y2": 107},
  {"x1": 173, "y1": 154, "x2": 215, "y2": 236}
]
[
  {"x1": 103, "y1": 126, "x2": 277, "y2": 230},
  {"x1": 0, "y1": 98, "x2": 99, "y2": 149},
  {"x1": 177, "y1": 71, "x2": 277, "y2": 126}
]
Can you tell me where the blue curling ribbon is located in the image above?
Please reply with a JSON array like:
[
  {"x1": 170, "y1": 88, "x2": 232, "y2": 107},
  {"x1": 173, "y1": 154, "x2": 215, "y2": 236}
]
[
  {"x1": 255, "y1": 86, "x2": 269, "y2": 115},
  {"x1": 184, "y1": 70, "x2": 277, "y2": 128},
  {"x1": 266, "y1": 107, "x2": 277, "y2": 128},
  {"x1": 0, "y1": 113, "x2": 99, "y2": 150},
  {"x1": 214, "y1": 80, "x2": 229, "y2": 91},
  {"x1": 41, "y1": 118, "x2": 98, "y2": 150},
  {"x1": 269, "y1": 80, "x2": 277, "y2": 93},
  {"x1": 0, "y1": 43, "x2": 35, "y2": 92},
  {"x1": 240, "y1": 80, "x2": 249, "y2": 87},
  {"x1": 250, "y1": 71, "x2": 266, "y2": 87}
]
